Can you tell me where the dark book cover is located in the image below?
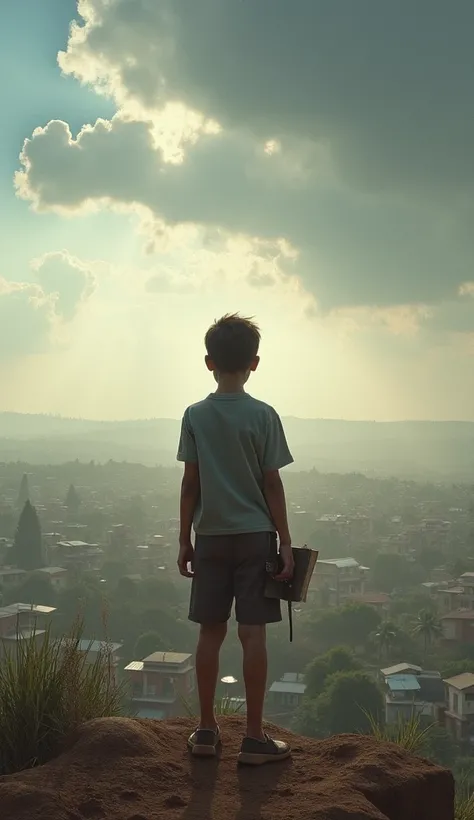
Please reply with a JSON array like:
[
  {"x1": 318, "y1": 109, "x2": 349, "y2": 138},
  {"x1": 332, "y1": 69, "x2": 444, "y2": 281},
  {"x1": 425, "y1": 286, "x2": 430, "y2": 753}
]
[{"x1": 265, "y1": 546, "x2": 318, "y2": 603}]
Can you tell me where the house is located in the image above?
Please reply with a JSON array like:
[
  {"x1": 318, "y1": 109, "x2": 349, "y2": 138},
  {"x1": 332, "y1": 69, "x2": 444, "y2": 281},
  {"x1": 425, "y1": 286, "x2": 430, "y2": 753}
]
[
  {"x1": 444, "y1": 673, "x2": 474, "y2": 743},
  {"x1": 53, "y1": 541, "x2": 103, "y2": 572},
  {"x1": 381, "y1": 664, "x2": 445, "y2": 724},
  {"x1": 267, "y1": 673, "x2": 306, "y2": 714},
  {"x1": 0, "y1": 602, "x2": 56, "y2": 659},
  {"x1": 311, "y1": 557, "x2": 367, "y2": 607},
  {"x1": 347, "y1": 592, "x2": 390, "y2": 613},
  {"x1": 0, "y1": 567, "x2": 27, "y2": 588},
  {"x1": 124, "y1": 651, "x2": 194, "y2": 719},
  {"x1": 441, "y1": 610, "x2": 474, "y2": 643},
  {"x1": 35, "y1": 566, "x2": 68, "y2": 590}
]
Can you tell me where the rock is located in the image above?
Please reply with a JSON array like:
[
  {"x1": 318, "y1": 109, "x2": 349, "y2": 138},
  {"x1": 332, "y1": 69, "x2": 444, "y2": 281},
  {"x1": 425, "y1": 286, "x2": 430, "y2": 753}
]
[{"x1": 0, "y1": 716, "x2": 454, "y2": 820}]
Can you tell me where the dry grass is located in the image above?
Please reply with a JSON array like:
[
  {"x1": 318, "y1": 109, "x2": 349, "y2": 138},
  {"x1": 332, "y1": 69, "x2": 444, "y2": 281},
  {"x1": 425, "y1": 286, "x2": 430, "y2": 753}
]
[{"x1": 0, "y1": 619, "x2": 124, "y2": 774}]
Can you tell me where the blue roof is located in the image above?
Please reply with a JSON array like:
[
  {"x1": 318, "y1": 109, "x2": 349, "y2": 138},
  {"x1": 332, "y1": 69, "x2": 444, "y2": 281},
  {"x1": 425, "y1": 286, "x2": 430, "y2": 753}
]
[{"x1": 387, "y1": 674, "x2": 421, "y2": 692}]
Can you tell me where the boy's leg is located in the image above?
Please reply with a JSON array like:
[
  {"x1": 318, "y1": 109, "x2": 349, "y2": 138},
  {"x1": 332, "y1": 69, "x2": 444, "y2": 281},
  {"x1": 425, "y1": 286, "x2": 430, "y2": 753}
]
[
  {"x1": 238, "y1": 623, "x2": 267, "y2": 740},
  {"x1": 234, "y1": 533, "x2": 290, "y2": 763},
  {"x1": 196, "y1": 622, "x2": 227, "y2": 730},
  {"x1": 188, "y1": 535, "x2": 233, "y2": 752}
]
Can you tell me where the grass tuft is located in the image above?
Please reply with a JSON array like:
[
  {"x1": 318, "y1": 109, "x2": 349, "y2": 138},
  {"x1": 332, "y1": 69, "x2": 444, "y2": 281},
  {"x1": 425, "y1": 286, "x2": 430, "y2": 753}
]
[{"x1": 0, "y1": 617, "x2": 124, "y2": 775}]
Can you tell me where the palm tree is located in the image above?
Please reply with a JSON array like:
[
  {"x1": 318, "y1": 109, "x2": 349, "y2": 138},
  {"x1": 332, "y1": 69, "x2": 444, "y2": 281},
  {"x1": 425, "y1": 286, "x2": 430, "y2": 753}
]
[
  {"x1": 412, "y1": 609, "x2": 441, "y2": 653},
  {"x1": 373, "y1": 620, "x2": 400, "y2": 660}
]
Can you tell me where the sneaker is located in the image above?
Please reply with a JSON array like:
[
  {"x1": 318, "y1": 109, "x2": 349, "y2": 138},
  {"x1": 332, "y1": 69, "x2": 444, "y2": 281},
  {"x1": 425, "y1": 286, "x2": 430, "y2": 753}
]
[
  {"x1": 238, "y1": 733, "x2": 291, "y2": 766},
  {"x1": 187, "y1": 726, "x2": 221, "y2": 757}
]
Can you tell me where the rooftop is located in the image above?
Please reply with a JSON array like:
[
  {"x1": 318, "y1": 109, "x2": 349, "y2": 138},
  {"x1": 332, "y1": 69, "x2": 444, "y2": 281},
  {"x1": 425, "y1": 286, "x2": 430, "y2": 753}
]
[
  {"x1": 444, "y1": 673, "x2": 474, "y2": 691},
  {"x1": 381, "y1": 662, "x2": 422, "y2": 677},
  {"x1": 441, "y1": 609, "x2": 474, "y2": 620},
  {"x1": 269, "y1": 681, "x2": 306, "y2": 695},
  {"x1": 318, "y1": 558, "x2": 359, "y2": 569},
  {"x1": 144, "y1": 651, "x2": 192, "y2": 665},
  {"x1": 0, "y1": 603, "x2": 56, "y2": 618},
  {"x1": 386, "y1": 674, "x2": 421, "y2": 693},
  {"x1": 36, "y1": 566, "x2": 67, "y2": 575}
]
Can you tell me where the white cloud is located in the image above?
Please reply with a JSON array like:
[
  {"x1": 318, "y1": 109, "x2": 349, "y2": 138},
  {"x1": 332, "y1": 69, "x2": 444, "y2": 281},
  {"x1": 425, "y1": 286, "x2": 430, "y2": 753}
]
[{"x1": 31, "y1": 251, "x2": 96, "y2": 319}]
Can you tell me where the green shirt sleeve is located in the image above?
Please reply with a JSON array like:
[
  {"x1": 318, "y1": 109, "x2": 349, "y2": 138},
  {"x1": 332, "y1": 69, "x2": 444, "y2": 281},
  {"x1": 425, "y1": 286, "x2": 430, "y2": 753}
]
[
  {"x1": 262, "y1": 408, "x2": 294, "y2": 471},
  {"x1": 177, "y1": 409, "x2": 198, "y2": 463}
]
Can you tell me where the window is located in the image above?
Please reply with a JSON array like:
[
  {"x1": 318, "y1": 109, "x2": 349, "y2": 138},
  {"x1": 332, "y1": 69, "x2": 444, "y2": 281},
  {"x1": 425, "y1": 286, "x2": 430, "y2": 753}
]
[
  {"x1": 147, "y1": 684, "x2": 156, "y2": 696},
  {"x1": 453, "y1": 693, "x2": 459, "y2": 713},
  {"x1": 465, "y1": 694, "x2": 474, "y2": 702}
]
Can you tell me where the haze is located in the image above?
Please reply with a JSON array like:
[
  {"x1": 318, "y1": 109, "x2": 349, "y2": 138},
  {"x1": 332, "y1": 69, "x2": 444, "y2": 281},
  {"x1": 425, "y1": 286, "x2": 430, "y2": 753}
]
[{"x1": 2, "y1": 1, "x2": 474, "y2": 422}]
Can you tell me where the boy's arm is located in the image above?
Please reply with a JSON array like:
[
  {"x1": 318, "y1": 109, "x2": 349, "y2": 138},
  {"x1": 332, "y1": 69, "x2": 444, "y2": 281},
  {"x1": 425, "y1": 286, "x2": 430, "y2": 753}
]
[
  {"x1": 176, "y1": 410, "x2": 199, "y2": 577},
  {"x1": 262, "y1": 408, "x2": 294, "y2": 580},
  {"x1": 178, "y1": 463, "x2": 200, "y2": 577},
  {"x1": 263, "y1": 470, "x2": 293, "y2": 580}
]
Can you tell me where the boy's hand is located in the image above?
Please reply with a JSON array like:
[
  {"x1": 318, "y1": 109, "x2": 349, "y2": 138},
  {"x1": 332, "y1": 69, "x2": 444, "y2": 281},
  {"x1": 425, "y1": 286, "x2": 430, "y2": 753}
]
[
  {"x1": 177, "y1": 541, "x2": 194, "y2": 578},
  {"x1": 275, "y1": 542, "x2": 294, "y2": 582}
]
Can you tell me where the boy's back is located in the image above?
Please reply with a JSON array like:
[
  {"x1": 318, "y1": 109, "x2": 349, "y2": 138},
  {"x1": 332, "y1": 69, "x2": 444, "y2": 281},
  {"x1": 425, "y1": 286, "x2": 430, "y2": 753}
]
[
  {"x1": 177, "y1": 313, "x2": 294, "y2": 766},
  {"x1": 177, "y1": 392, "x2": 293, "y2": 535}
]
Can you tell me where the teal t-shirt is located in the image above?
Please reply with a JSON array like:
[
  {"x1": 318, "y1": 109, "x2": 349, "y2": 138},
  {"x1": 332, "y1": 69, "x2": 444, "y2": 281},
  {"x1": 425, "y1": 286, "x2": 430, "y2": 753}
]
[{"x1": 177, "y1": 393, "x2": 294, "y2": 536}]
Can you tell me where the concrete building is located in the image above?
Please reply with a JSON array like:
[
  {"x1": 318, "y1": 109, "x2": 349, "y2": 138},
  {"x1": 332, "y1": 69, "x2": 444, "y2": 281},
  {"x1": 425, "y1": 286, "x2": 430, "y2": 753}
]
[
  {"x1": 124, "y1": 651, "x2": 194, "y2": 719},
  {"x1": 444, "y1": 673, "x2": 474, "y2": 743}
]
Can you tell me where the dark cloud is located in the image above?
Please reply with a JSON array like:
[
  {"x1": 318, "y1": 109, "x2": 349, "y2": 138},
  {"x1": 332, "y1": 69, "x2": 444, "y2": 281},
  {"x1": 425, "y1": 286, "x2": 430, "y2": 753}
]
[{"x1": 16, "y1": 0, "x2": 474, "y2": 312}]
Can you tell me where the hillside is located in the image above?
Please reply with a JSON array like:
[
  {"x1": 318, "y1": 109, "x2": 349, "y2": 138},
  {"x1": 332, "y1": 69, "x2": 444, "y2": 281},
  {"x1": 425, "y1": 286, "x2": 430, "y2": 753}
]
[
  {"x1": 1, "y1": 413, "x2": 474, "y2": 479},
  {"x1": 0, "y1": 716, "x2": 454, "y2": 820}
]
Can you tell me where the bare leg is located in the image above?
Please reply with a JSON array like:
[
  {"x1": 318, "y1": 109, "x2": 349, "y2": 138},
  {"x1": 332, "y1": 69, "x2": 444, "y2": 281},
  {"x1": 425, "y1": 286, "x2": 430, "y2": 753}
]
[
  {"x1": 195, "y1": 622, "x2": 227, "y2": 730},
  {"x1": 238, "y1": 624, "x2": 267, "y2": 740}
]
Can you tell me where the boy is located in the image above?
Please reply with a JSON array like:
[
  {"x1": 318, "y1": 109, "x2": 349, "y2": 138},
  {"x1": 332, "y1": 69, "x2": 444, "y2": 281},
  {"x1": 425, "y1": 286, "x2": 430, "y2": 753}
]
[{"x1": 177, "y1": 313, "x2": 294, "y2": 766}]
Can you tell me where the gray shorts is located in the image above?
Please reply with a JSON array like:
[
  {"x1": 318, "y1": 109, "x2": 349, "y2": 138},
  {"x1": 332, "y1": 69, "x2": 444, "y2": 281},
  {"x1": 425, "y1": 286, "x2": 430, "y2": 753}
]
[{"x1": 189, "y1": 531, "x2": 282, "y2": 626}]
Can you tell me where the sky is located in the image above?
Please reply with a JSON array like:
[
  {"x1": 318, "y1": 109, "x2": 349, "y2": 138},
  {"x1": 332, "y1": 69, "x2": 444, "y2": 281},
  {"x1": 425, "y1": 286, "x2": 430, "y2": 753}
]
[{"x1": 3, "y1": 0, "x2": 474, "y2": 422}]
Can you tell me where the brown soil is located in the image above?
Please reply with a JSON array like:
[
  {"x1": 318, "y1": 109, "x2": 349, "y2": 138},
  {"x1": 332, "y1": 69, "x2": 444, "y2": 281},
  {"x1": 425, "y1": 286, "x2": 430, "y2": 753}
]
[{"x1": 0, "y1": 716, "x2": 454, "y2": 820}]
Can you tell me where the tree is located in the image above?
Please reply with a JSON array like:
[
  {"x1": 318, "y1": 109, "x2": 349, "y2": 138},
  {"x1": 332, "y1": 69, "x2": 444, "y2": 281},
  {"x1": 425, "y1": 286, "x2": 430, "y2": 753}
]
[
  {"x1": 372, "y1": 620, "x2": 401, "y2": 660},
  {"x1": 305, "y1": 647, "x2": 361, "y2": 699},
  {"x1": 16, "y1": 473, "x2": 29, "y2": 509},
  {"x1": 412, "y1": 609, "x2": 441, "y2": 653},
  {"x1": 372, "y1": 553, "x2": 423, "y2": 594},
  {"x1": 100, "y1": 560, "x2": 129, "y2": 584},
  {"x1": 65, "y1": 484, "x2": 81, "y2": 516},
  {"x1": 12, "y1": 501, "x2": 44, "y2": 571},
  {"x1": 134, "y1": 631, "x2": 164, "y2": 660},
  {"x1": 3, "y1": 573, "x2": 56, "y2": 607},
  {"x1": 313, "y1": 671, "x2": 384, "y2": 736},
  {"x1": 309, "y1": 603, "x2": 380, "y2": 652}
]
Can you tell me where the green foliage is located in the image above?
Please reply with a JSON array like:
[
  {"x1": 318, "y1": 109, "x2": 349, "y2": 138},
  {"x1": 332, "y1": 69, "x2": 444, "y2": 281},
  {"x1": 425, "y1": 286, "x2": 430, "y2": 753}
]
[
  {"x1": 310, "y1": 603, "x2": 381, "y2": 652},
  {"x1": 100, "y1": 560, "x2": 130, "y2": 584},
  {"x1": 17, "y1": 473, "x2": 29, "y2": 509},
  {"x1": 372, "y1": 553, "x2": 423, "y2": 594},
  {"x1": 3, "y1": 573, "x2": 57, "y2": 608},
  {"x1": 65, "y1": 483, "x2": 81, "y2": 513},
  {"x1": 366, "y1": 712, "x2": 435, "y2": 755},
  {"x1": 372, "y1": 620, "x2": 401, "y2": 659},
  {"x1": 412, "y1": 609, "x2": 442, "y2": 651},
  {"x1": 308, "y1": 670, "x2": 384, "y2": 737},
  {"x1": 12, "y1": 500, "x2": 44, "y2": 571},
  {"x1": 442, "y1": 660, "x2": 474, "y2": 680},
  {"x1": 133, "y1": 630, "x2": 164, "y2": 660},
  {"x1": 0, "y1": 620, "x2": 123, "y2": 775},
  {"x1": 305, "y1": 646, "x2": 361, "y2": 699}
]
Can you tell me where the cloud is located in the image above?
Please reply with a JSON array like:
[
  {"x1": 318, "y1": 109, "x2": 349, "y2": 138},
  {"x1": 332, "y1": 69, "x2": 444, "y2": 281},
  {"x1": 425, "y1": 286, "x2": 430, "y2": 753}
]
[
  {"x1": 0, "y1": 279, "x2": 55, "y2": 358},
  {"x1": 0, "y1": 251, "x2": 99, "y2": 359},
  {"x1": 14, "y1": 0, "x2": 474, "y2": 323},
  {"x1": 31, "y1": 251, "x2": 96, "y2": 319}
]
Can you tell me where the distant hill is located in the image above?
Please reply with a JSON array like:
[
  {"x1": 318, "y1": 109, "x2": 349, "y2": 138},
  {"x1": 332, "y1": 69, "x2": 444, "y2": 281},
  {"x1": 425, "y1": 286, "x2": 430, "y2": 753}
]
[{"x1": 0, "y1": 413, "x2": 474, "y2": 480}]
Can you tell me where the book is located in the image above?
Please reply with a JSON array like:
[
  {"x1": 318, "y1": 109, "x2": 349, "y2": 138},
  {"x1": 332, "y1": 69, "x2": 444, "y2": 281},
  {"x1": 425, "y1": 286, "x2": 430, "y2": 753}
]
[{"x1": 265, "y1": 546, "x2": 318, "y2": 604}]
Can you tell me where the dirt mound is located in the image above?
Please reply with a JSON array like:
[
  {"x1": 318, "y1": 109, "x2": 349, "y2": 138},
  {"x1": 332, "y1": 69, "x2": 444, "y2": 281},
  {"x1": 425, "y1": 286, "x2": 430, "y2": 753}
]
[{"x1": 0, "y1": 716, "x2": 454, "y2": 820}]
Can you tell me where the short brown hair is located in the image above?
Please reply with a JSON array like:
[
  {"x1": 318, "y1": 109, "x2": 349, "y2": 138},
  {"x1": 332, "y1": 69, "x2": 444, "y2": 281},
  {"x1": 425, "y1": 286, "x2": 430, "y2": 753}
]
[{"x1": 205, "y1": 313, "x2": 261, "y2": 373}]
